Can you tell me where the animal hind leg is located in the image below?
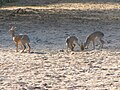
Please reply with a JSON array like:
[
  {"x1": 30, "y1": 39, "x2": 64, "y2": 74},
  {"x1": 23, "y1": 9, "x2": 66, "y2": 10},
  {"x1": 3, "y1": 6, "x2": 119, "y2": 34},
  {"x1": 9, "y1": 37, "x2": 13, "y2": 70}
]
[
  {"x1": 21, "y1": 44, "x2": 26, "y2": 53},
  {"x1": 27, "y1": 43, "x2": 31, "y2": 53},
  {"x1": 67, "y1": 43, "x2": 73, "y2": 51},
  {"x1": 99, "y1": 39, "x2": 104, "y2": 49}
]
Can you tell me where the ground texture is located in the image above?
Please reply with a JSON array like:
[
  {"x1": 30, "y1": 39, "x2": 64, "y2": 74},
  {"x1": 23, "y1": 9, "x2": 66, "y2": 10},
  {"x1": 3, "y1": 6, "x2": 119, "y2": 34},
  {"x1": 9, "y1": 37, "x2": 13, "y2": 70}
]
[{"x1": 0, "y1": 0, "x2": 120, "y2": 90}]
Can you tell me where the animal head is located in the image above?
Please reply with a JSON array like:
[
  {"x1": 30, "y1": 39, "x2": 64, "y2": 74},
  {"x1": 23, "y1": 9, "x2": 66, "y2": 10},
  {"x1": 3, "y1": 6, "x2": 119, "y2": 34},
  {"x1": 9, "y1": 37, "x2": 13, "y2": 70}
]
[
  {"x1": 8, "y1": 26, "x2": 16, "y2": 34},
  {"x1": 80, "y1": 42, "x2": 84, "y2": 51}
]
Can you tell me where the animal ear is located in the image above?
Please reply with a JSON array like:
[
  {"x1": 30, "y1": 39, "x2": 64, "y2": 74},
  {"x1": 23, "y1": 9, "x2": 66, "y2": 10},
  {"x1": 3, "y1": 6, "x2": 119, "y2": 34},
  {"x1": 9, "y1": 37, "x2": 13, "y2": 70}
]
[
  {"x1": 10, "y1": 26, "x2": 16, "y2": 31},
  {"x1": 11, "y1": 26, "x2": 14, "y2": 29},
  {"x1": 13, "y1": 26, "x2": 16, "y2": 30},
  {"x1": 14, "y1": 27, "x2": 16, "y2": 29}
]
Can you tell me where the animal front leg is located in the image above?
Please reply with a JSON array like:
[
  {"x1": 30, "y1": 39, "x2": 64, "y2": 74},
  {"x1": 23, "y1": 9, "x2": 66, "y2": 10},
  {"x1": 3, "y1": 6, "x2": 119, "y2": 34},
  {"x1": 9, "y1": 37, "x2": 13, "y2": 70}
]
[
  {"x1": 84, "y1": 42, "x2": 89, "y2": 49},
  {"x1": 15, "y1": 43, "x2": 18, "y2": 52},
  {"x1": 66, "y1": 43, "x2": 69, "y2": 52},
  {"x1": 92, "y1": 40, "x2": 95, "y2": 50},
  {"x1": 71, "y1": 43, "x2": 75, "y2": 51},
  {"x1": 99, "y1": 39, "x2": 104, "y2": 49}
]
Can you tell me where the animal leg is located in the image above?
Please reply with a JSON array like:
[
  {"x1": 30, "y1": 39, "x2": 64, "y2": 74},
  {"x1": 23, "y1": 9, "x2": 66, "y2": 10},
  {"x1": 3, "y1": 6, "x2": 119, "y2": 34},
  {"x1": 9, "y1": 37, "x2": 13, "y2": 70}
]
[
  {"x1": 27, "y1": 43, "x2": 31, "y2": 53},
  {"x1": 15, "y1": 43, "x2": 18, "y2": 52},
  {"x1": 66, "y1": 44, "x2": 69, "y2": 52},
  {"x1": 71, "y1": 43, "x2": 75, "y2": 51},
  {"x1": 99, "y1": 39, "x2": 104, "y2": 49},
  {"x1": 21, "y1": 44, "x2": 26, "y2": 53},
  {"x1": 92, "y1": 40, "x2": 95, "y2": 50}
]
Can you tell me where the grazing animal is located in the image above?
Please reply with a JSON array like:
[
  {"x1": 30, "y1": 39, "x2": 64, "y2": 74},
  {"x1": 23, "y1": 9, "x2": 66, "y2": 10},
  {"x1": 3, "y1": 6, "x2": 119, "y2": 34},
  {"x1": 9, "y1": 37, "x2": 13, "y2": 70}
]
[
  {"x1": 84, "y1": 31, "x2": 104, "y2": 50},
  {"x1": 9, "y1": 26, "x2": 31, "y2": 53},
  {"x1": 66, "y1": 36, "x2": 80, "y2": 51}
]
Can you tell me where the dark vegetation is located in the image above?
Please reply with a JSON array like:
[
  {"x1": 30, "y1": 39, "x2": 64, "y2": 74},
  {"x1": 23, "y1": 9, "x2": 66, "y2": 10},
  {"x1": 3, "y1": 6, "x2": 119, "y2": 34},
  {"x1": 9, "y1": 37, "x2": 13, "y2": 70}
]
[
  {"x1": 0, "y1": 0, "x2": 18, "y2": 7},
  {"x1": 0, "y1": 0, "x2": 119, "y2": 24},
  {"x1": 0, "y1": 0, "x2": 119, "y2": 7}
]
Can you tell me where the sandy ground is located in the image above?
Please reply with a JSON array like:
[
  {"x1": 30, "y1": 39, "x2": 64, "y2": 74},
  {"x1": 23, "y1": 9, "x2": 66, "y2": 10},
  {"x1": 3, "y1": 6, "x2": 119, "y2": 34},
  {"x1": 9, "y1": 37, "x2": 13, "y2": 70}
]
[{"x1": 0, "y1": 2, "x2": 120, "y2": 90}]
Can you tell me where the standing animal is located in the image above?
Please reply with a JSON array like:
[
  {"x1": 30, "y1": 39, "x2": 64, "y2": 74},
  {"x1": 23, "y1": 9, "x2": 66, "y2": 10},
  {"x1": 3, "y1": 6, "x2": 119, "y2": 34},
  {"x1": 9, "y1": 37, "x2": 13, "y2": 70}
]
[
  {"x1": 83, "y1": 31, "x2": 104, "y2": 50},
  {"x1": 66, "y1": 36, "x2": 80, "y2": 51},
  {"x1": 9, "y1": 26, "x2": 31, "y2": 53}
]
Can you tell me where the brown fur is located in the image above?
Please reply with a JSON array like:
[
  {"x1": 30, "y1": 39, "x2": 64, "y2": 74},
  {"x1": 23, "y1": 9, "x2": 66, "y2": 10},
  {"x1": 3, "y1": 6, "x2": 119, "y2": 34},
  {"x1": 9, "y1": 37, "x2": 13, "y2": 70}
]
[
  {"x1": 66, "y1": 36, "x2": 80, "y2": 51},
  {"x1": 84, "y1": 31, "x2": 104, "y2": 49},
  {"x1": 9, "y1": 26, "x2": 31, "y2": 53}
]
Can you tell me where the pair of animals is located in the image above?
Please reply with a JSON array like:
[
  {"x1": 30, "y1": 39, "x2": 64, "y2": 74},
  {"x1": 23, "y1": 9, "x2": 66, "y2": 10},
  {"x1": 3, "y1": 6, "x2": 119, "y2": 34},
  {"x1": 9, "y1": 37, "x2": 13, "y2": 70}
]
[
  {"x1": 66, "y1": 31, "x2": 104, "y2": 51},
  {"x1": 9, "y1": 26, "x2": 104, "y2": 53}
]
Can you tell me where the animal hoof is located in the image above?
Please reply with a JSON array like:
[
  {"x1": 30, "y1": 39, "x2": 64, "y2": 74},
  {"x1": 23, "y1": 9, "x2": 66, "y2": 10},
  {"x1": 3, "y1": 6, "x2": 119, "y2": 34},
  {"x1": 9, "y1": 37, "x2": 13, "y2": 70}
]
[{"x1": 21, "y1": 51, "x2": 24, "y2": 53}]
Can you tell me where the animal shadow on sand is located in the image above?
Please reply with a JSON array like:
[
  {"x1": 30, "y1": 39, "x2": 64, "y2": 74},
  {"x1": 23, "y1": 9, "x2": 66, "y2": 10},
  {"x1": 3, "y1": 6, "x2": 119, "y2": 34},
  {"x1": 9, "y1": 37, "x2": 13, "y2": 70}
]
[{"x1": 30, "y1": 51, "x2": 47, "y2": 54}]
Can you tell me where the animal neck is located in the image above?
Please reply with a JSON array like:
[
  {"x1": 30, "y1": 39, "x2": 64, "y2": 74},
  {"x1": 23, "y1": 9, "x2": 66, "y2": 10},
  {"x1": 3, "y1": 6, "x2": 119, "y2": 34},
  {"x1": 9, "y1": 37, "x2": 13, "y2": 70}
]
[
  {"x1": 11, "y1": 31, "x2": 15, "y2": 38},
  {"x1": 84, "y1": 42, "x2": 87, "y2": 47},
  {"x1": 84, "y1": 40, "x2": 88, "y2": 47}
]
